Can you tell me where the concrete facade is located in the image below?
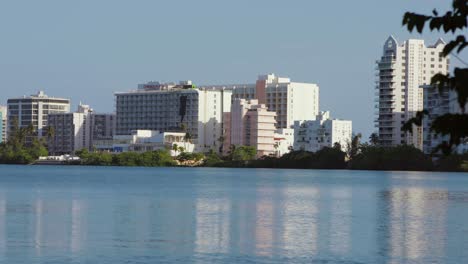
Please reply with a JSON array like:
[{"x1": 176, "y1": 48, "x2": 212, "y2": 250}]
[
  {"x1": 112, "y1": 130, "x2": 194, "y2": 156},
  {"x1": 115, "y1": 81, "x2": 232, "y2": 153},
  {"x1": 375, "y1": 37, "x2": 449, "y2": 150},
  {"x1": 47, "y1": 104, "x2": 93, "y2": 155},
  {"x1": 7, "y1": 91, "x2": 70, "y2": 144},
  {"x1": 274, "y1": 128, "x2": 294, "y2": 157},
  {"x1": 223, "y1": 99, "x2": 277, "y2": 157},
  {"x1": 202, "y1": 74, "x2": 319, "y2": 129},
  {"x1": 0, "y1": 106, "x2": 6, "y2": 143},
  {"x1": 294, "y1": 111, "x2": 352, "y2": 153}
]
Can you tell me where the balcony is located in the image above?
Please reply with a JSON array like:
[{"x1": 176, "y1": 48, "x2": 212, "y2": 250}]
[{"x1": 375, "y1": 103, "x2": 396, "y2": 109}]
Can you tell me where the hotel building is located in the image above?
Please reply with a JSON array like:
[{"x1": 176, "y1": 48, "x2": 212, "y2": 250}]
[{"x1": 115, "y1": 81, "x2": 232, "y2": 152}]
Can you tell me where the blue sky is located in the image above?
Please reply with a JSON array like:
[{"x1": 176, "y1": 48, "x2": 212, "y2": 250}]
[{"x1": 0, "y1": 0, "x2": 457, "y2": 138}]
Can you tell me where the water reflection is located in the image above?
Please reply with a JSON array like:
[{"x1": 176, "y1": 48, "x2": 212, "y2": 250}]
[
  {"x1": 380, "y1": 189, "x2": 449, "y2": 263},
  {"x1": 0, "y1": 169, "x2": 467, "y2": 263}
]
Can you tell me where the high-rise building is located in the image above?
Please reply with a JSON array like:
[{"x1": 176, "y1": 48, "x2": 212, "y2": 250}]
[
  {"x1": 48, "y1": 104, "x2": 116, "y2": 155},
  {"x1": 293, "y1": 111, "x2": 352, "y2": 153},
  {"x1": 47, "y1": 104, "x2": 93, "y2": 155},
  {"x1": 115, "y1": 81, "x2": 232, "y2": 152},
  {"x1": 375, "y1": 36, "x2": 449, "y2": 149},
  {"x1": 422, "y1": 85, "x2": 450, "y2": 154},
  {"x1": 203, "y1": 74, "x2": 319, "y2": 129},
  {"x1": 423, "y1": 85, "x2": 468, "y2": 154},
  {"x1": 7, "y1": 91, "x2": 70, "y2": 144},
  {"x1": 0, "y1": 106, "x2": 6, "y2": 143},
  {"x1": 90, "y1": 113, "x2": 115, "y2": 146},
  {"x1": 223, "y1": 99, "x2": 277, "y2": 157}
]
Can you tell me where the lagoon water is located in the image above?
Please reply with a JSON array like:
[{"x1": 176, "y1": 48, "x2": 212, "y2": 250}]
[{"x1": 0, "y1": 165, "x2": 467, "y2": 263}]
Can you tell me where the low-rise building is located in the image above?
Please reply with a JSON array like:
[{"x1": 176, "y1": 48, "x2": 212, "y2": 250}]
[
  {"x1": 223, "y1": 99, "x2": 277, "y2": 157},
  {"x1": 111, "y1": 130, "x2": 194, "y2": 156},
  {"x1": 293, "y1": 111, "x2": 352, "y2": 153}
]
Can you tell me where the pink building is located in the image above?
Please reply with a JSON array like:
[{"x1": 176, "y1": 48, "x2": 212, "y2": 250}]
[{"x1": 223, "y1": 99, "x2": 277, "y2": 157}]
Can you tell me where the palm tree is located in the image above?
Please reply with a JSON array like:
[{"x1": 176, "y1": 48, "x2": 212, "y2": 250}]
[
  {"x1": 178, "y1": 146, "x2": 185, "y2": 154},
  {"x1": 172, "y1": 143, "x2": 179, "y2": 156}
]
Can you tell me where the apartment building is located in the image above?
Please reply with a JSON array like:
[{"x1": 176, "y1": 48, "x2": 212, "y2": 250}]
[
  {"x1": 294, "y1": 111, "x2": 352, "y2": 153},
  {"x1": 422, "y1": 85, "x2": 450, "y2": 154},
  {"x1": 202, "y1": 74, "x2": 319, "y2": 129},
  {"x1": 47, "y1": 104, "x2": 93, "y2": 155},
  {"x1": 7, "y1": 91, "x2": 70, "y2": 144},
  {"x1": 115, "y1": 81, "x2": 232, "y2": 152},
  {"x1": 0, "y1": 106, "x2": 6, "y2": 143},
  {"x1": 273, "y1": 128, "x2": 294, "y2": 157},
  {"x1": 90, "y1": 113, "x2": 115, "y2": 146},
  {"x1": 375, "y1": 36, "x2": 449, "y2": 150},
  {"x1": 223, "y1": 99, "x2": 277, "y2": 157}
]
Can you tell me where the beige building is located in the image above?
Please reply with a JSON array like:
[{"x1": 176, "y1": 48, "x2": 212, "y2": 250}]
[
  {"x1": 202, "y1": 74, "x2": 319, "y2": 129},
  {"x1": 223, "y1": 99, "x2": 277, "y2": 157}
]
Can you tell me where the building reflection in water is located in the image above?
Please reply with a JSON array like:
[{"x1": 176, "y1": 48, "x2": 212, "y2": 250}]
[
  {"x1": 195, "y1": 198, "x2": 230, "y2": 254},
  {"x1": 0, "y1": 171, "x2": 463, "y2": 263},
  {"x1": 254, "y1": 186, "x2": 275, "y2": 257},
  {"x1": 281, "y1": 187, "x2": 319, "y2": 257},
  {"x1": 329, "y1": 188, "x2": 351, "y2": 255},
  {"x1": 0, "y1": 190, "x2": 5, "y2": 258},
  {"x1": 70, "y1": 199, "x2": 87, "y2": 254},
  {"x1": 380, "y1": 187, "x2": 448, "y2": 263}
]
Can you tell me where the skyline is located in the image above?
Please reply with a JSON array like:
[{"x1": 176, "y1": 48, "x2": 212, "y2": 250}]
[{"x1": 0, "y1": 0, "x2": 459, "y2": 138}]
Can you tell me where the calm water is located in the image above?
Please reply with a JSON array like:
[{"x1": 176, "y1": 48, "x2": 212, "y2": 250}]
[{"x1": 0, "y1": 166, "x2": 467, "y2": 263}]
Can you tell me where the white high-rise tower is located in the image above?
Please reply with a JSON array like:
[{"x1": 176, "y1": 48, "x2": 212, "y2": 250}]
[{"x1": 375, "y1": 36, "x2": 449, "y2": 149}]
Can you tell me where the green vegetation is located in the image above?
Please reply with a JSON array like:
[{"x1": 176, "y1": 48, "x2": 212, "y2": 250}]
[
  {"x1": 0, "y1": 121, "x2": 48, "y2": 164},
  {"x1": 75, "y1": 149, "x2": 176, "y2": 167},
  {"x1": 348, "y1": 145, "x2": 433, "y2": 171},
  {"x1": 200, "y1": 143, "x2": 467, "y2": 172}
]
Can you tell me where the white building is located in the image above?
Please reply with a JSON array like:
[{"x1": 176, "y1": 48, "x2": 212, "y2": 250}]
[
  {"x1": 115, "y1": 81, "x2": 232, "y2": 153},
  {"x1": 47, "y1": 104, "x2": 93, "y2": 155},
  {"x1": 223, "y1": 99, "x2": 277, "y2": 157},
  {"x1": 422, "y1": 85, "x2": 450, "y2": 154},
  {"x1": 112, "y1": 130, "x2": 194, "y2": 156},
  {"x1": 293, "y1": 111, "x2": 352, "y2": 153},
  {"x1": 375, "y1": 36, "x2": 449, "y2": 150},
  {"x1": 7, "y1": 91, "x2": 70, "y2": 143},
  {"x1": 274, "y1": 128, "x2": 294, "y2": 157},
  {"x1": 48, "y1": 104, "x2": 116, "y2": 155},
  {"x1": 0, "y1": 106, "x2": 6, "y2": 143},
  {"x1": 202, "y1": 74, "x2": 319, "y2": 129},
  {"x1": 423, "y1": 85, "x2": 467, "y2": 154}
]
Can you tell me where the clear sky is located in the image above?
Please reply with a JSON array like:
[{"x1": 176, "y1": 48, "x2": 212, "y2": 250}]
[{"x1": 0, "y1": 0, "x2": 458, "y2": 138}]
